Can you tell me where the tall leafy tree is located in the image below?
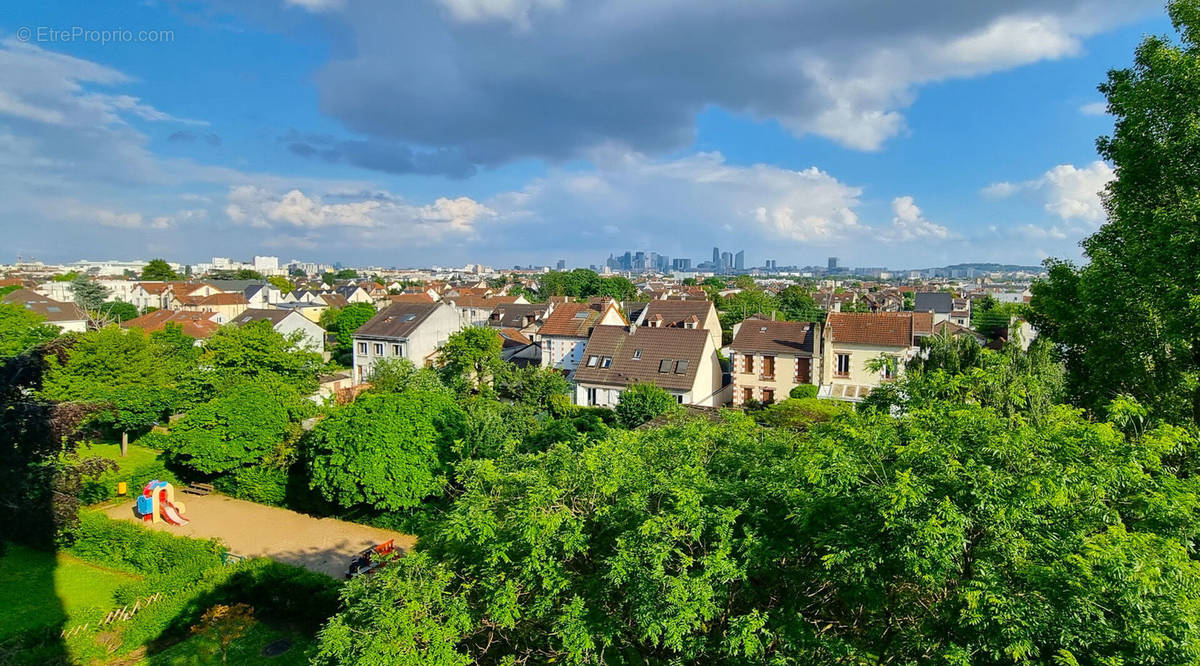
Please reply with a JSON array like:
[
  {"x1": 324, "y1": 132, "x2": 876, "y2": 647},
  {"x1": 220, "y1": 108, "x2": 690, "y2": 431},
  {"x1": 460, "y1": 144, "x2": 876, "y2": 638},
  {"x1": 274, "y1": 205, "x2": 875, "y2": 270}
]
[
  {"x1": 140, "y1": 258, "x2": 178, "y2": 281},
  {"x1": 70, "y1": 275, "x2": 109, "y2": 311},
  {"x1": 1030, "y1": 1, "x2": 1200, "y2": 425},
  {"x1": 0, "y1": 303, "x2": 59, "y2": 358},
  {"x1": 439, "y1": 327, "x2": 502, "y2": 391},
  {"x1": 306, "y1": 390, "x2": 466, "y2": 510},
  {"x1": 198, "y1": 320, "x2": 323, "y2": 394}
]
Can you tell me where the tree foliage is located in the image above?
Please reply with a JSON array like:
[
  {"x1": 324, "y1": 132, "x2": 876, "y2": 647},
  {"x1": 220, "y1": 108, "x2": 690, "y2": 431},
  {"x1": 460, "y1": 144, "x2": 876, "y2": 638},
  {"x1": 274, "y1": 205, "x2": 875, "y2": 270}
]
[
  {"x1": 439, "y1": 327, "x2": 502, "y2": 391},
  {"x1": 71, "y1": 275, "x2": 109, "y2": 311},
  {"x1": 198, "y1": 320, "x2": 323, "y2": 395},
  {"x1": 614, "y1": 382, "x2": 677, "y2": 428},
  {"x1": 140, "y1": 258, "x2": 178, "y2": 281},
  {"x1": 315, "y1": 375, "x2": 1200, "y2": 664},
  {"x1": 306, "y1": 390, "x2": 467, "y2": 510},
  {"x1": 1029, "y1": 1, "x2": 1200, "y2": 425},
  {"x1": 334, "y1": 302, "x2": 377, "y2": 351},
  {"x1": 0, "y1": 303, "x2": 59, "y2": 358}
]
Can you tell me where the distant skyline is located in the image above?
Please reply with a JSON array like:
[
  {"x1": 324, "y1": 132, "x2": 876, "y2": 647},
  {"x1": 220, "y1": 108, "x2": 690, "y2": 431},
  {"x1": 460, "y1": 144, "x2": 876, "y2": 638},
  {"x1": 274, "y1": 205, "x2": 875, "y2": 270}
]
[{"x1": 0, "y1": 1, "x2": 1173, "y2": 267}]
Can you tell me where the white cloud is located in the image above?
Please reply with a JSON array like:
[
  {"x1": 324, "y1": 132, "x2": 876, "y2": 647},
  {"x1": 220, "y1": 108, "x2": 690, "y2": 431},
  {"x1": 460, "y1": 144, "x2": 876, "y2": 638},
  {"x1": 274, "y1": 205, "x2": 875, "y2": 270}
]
[
  {"x1": 880, "y1": 196, "x2": 953, "y2": 242},
  {"x1": 1079, "y1": 101, "x2": 1108, "y2": 116},
  {"x1": 984, "y1": 160, "x2": 1113, "y2": 223}
]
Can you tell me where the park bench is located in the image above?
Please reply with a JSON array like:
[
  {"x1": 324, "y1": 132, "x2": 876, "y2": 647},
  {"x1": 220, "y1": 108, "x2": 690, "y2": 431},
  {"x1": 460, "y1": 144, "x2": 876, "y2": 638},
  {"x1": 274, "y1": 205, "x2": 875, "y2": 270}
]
[{"x1": 183, "y1": 482, "x2": 214, "y2": 496}]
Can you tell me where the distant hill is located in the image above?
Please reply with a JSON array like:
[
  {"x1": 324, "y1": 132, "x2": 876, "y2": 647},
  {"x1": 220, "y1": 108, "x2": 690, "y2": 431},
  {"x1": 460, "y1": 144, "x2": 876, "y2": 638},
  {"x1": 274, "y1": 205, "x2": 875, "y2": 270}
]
[{"x1": 937, "y1": 263, "x2": 1045, "y2": 273}]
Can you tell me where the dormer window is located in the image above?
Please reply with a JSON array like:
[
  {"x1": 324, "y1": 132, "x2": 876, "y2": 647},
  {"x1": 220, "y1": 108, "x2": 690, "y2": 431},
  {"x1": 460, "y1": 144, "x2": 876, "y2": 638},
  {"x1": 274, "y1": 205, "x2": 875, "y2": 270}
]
[
  {"x1": 632, "y1": 349, "x2": 642, "y2": 360},
  {"x1": 600, "y1": 357, "x2": 612, "y2": 368},
  {"x1": 586, "y1": 355, "x2": 599, "y2": 367}
]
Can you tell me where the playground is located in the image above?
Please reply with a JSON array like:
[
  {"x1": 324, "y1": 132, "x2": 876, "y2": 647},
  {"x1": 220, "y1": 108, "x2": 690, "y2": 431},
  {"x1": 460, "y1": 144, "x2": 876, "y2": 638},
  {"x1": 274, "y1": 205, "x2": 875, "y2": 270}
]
[{"x1": 105, "y1": 491, "x2": 415, "y2": 578}]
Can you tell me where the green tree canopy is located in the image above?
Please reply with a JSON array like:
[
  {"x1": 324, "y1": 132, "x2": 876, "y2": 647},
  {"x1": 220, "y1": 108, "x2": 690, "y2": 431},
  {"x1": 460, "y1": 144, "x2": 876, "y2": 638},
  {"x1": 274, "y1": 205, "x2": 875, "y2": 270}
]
[
  {"x1": 159, "y1": 377, "x2": 311, "y2": 474},
  {"x1": 334, "y1": 302, "x2": 377, "y2": 350},
  {"x1": 315, "y1": 393, "x2": 1200, "y2": 664},
  {"x1": 614, "y1": 381, "x2": 677, "y2": 428},
  {"x1": 70, "y1": 275, "x2": 109, "y2": 311},
  {"x1": 0, "y1": 303, "x2": 59, "y2": 358},
  {"x1": 439, "y1": 327, "x2": 502, "y2": 391},
  {"x1": 198, "y1": 320, "x2": 323, "y2": 395},
  {"x1": 267, "y1": 276, "x2": 295, "y2": 294},
  {"x1": 1029, "y1": 1, "x2": 1200, "y2": 425},
  {"x1": 140, "y1": 258, "x2": 178, "y2": 281},
  {"x1": 305, "y1": 390, "x2": 467, "y2": 510},
  {"x1": 96, "y1": 300, "x2": 139, "y2": 323}
]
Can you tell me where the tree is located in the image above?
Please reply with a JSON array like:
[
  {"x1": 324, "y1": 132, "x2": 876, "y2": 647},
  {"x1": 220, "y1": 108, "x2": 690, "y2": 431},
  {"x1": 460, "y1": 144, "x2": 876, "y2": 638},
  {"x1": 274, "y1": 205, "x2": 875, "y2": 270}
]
[
  {"x1": 198, "y1": 320, "x2": 323, "y2": 395},
  {"x1": 439, "y1": 327, "x2": 502, "y2": 391},
  {"x1": 191, "y1": 603, "x2": 255, "y2": 664},
  {"x1": 71, "y1": 275, "x2": 109, "y2": 311},
  {"x1": 306, "y1": 391, "x2": 466, "y2": 510},
  {"x1": 315, "y1": 399, "x2": 1200, "y2": 664},
  {"x1": 334, "y1": 303, "x2": 377, "y2": 351},
  {"x1": 614, "y1": 382, "x2": 677, "y2": 428},
  {"x1": 140, "y1": 258, "x2": 178, "y2": 281},
  {"x1": 267, "y1": 276, "x2": 295, "y2": 294},
  {"x1": 1030, "y1": 1, "x2": 1200, "y2": 425},
  {"x1": 160, "y1": 377, "x2": 310, "y2": 475},
  {"x1": 495, "y1": 363, "x2": 571, "y2": 410},
  {"x1": 597, "y1": 276, "x2": 637, "y2": 301},
  {"x1": 96, "y1": 300, "x2": 138, "y2": 323},
  {"x1": 334, "y1": 268, "x2": 358, "y2": 280},
  {"x1": 0, "y1": 303, "x2": 58, "y2": 358},
  {"x1": 777, "y1": 285, "x2": 821, "y2": 322},
  {"x1": 368, "y1": 357, "x2": 449, "y2": 395}
]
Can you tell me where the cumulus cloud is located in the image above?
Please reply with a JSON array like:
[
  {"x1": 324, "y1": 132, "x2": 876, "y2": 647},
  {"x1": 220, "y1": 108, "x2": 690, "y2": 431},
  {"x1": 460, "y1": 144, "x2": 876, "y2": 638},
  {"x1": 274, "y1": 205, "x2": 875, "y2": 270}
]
[
  {"x1": 1079, "y1": 101, "x2": 1108, "y2": 116},
  {"x1": 880, "y1": 196, "x2": 953, "y2": 242},
  {"x1": 984, "y1": 160, "x2": 1114, "y2": 223},
  {"x1": 225, "y1": 186, "x2": 497, "y2": 243},
  {"x1": 295, "y1": 0, "x2": 1154, "y2": 168}
]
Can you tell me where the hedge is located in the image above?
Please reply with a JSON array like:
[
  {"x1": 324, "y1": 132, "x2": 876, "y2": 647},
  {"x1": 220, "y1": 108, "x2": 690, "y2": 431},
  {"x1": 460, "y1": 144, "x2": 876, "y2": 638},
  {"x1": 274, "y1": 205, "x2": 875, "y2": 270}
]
[
  {"x1": 788, "y1": 384, "x2": 819, "y2": 400},
  {"x1": 213, "y1": 466, "x2": 289, "y2": 506}
]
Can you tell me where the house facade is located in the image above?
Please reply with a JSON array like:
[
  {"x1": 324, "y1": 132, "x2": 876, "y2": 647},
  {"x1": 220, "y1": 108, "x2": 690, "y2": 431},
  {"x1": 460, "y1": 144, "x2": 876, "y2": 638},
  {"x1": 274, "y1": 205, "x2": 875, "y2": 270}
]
[
  {"x1": 629, "y1": 300, "x2": 723, "y2": 351},
  {"x1": 538, "y1": 301, "x2": 626, "y2": 375},
  {"x1": 232, "y1": 309, "x2": 325, "y2": 352},
  {"x1": 729, "y1": 318, "x2": 819, "y2": 406},
  {"x1": 351, "y1": 303, "x2": 462, "y2": 383},
  {"x1": 818, "y1": 312, "x2": 925, "y2": 402},
  {"x1": 572, "y1": 326, "x2": 724, "y2": 407}
]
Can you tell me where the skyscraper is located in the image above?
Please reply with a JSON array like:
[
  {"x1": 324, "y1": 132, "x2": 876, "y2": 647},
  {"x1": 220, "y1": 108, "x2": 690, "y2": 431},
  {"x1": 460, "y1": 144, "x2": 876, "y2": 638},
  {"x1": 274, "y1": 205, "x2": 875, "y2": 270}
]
[
  {"x1": 734, "y1": 250, "x2": 745, "y2": 270},
  {"x1": 713, "y1": 247, "x2": 721, "y2": 265},
  {"x1": 721, "y1": 251, "x2": 733, "y2": 271},
  {"x1": 828, "y1": 256, "x2": 839, "y2": 271},
  {"x1": 556, "y1": 259, "x2": 566, "y2": 270}
]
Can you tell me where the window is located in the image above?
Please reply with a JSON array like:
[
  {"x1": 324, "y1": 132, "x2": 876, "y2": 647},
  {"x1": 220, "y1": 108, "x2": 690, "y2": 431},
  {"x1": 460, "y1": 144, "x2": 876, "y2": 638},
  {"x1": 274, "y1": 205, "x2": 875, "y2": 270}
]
[
  {"x1": 600, "y1": 357, "x2": 612, "y2": 368},
  {"x1": 573, "y1": 311, "x2": 590, "y2": 319},
  {"x1": 761, "y1": 355, "x2": 775, "y2": 379},
  {"x1": 882, "y1": 356, "x2": 896, "y2": 380},
  {"x1": 586, "y1": 355, "x2": 599, "y2": 367},
  {"x1": 374, "y1": 343, "x2": 384, "y2": 355},
  {"x1": 586, "y1": 387, "x2": 598, "y2": 406},
  {"x1": 632, "y1": 349, "x2": 642, "y2": 360},
  {"x1": 676, "y1": 394, "x2": 684, "y2": 403},
  {"x1": 659, "y1": 359, "x2": 672, "y2": 373},
  {"x1": 742, "y1": 387, "x2": 754, "y2": 403},
  {"x1": 835, "y1": 353, "x2": 851, "y2": 377},
  {"x1": 762, "y1": 389, "x2": 775, "y2": 404},
  {"x1": 674, "y1": 360, "x2": 688, "y2": 374},
  {"x1": 744, "y1": 354, "x2": 753, "y2": 374},
  {"x1": 392, "y1": 344, "x2": 402, "y2": 356},
  {"x1": 358, "y1": 342, "x2": 367, "y2": 354}
]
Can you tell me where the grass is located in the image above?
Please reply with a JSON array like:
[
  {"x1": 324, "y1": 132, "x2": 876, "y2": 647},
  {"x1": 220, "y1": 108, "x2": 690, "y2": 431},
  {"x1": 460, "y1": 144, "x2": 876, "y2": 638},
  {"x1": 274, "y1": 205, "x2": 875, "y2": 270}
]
[
  {"x1": 77, "y1": 441, "x2": 162, "y2": 475},
  {"x1": 145, "y1": 621, "x2": 317, "y2": 665},
  {"x1": 0, "y1": 543, "x2": 140, "y2": 639}
]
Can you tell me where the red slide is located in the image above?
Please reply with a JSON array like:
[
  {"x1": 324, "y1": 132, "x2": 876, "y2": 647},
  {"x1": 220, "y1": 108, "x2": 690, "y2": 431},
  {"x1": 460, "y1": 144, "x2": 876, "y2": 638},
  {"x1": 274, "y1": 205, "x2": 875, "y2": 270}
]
[{"x1": 161, "y1": 501, "x2": 189, "y2": 526}]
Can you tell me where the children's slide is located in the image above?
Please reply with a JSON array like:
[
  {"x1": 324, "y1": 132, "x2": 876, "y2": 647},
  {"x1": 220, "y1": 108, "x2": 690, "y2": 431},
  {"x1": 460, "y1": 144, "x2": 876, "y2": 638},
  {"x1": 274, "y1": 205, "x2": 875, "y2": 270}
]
[{"x1": 161, "y1": 501, "x2": 189, "y2": 526}]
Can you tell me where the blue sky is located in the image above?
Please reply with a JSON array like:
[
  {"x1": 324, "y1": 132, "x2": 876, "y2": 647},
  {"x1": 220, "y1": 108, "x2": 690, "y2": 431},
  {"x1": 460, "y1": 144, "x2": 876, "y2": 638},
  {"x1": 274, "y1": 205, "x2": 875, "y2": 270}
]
[{"x1": 0, "y1": 0, "x2": 1173, "y2": 269}]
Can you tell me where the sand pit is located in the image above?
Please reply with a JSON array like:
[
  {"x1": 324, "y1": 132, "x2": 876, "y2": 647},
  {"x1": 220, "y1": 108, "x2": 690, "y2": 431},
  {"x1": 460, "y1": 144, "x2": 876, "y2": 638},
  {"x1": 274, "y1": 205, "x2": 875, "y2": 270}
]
[{"x1": 105, "y1": 493, "x2": 415, "y2": 578}]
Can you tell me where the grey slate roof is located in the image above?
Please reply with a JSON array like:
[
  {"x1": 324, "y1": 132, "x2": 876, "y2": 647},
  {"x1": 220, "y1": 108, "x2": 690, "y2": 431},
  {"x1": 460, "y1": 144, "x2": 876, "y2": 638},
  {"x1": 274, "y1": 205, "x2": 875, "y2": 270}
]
[
  {"x1": 353, "y1": 303, "x2": 439, "y2": 340},
  {"x1": 914, "y1": 292, "x2": 954, "y2": 314}
]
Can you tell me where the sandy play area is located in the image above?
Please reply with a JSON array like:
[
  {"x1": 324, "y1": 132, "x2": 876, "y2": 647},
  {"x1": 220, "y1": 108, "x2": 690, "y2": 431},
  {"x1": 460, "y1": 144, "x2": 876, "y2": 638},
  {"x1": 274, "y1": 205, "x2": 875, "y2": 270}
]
[{"x1": 105, "y1": 493, "x2": 415, "y2": 578}]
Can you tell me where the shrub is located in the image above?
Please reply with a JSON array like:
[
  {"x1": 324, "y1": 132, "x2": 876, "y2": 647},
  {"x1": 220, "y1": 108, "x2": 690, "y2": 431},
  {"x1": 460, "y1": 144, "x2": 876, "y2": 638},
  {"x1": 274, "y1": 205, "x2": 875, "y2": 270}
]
[
  {"x1": 789, "y1": 384, "x2": 819, "y2": 400},
  {"x1": 760, "y1": 397, "x2": 849, "y2": 430},
  {"x1": 79, "y1": 457, "x2": 180, "y2": 505},
  {"x1": 67, "y1": 512, "x2": 224, "y2": 575},
  {"x1": 614, "y1": 383, "x2": 679, "y2": 429},
  {"x1": 214, "y1": 466, "x2": 289, "y2": 506}
]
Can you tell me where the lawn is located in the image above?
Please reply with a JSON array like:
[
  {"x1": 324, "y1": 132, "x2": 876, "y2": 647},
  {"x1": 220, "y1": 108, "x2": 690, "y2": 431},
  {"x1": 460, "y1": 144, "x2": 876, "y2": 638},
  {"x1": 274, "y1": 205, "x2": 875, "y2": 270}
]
[
  {"x1": 0, "y1": 543, "x2": 140, "y2": 638},
  {"x1": 77, "y1": 441, "x2": 162, "y2": 475},
  {"x1": 145, "y1": 621, "x2": 317, "y2": 665}
]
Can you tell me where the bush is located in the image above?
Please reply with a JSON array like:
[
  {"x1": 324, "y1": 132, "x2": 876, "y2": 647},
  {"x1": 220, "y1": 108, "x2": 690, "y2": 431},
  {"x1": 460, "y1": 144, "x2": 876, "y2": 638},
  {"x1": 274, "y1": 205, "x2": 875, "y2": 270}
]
[
  {"x1": 760, "y1": 397, "x2": 849, "y2": 430},
  {"x1": 67, "y1": 513, "x2": 224, "y2": 575},
  {"x1": 214, "y1": 466, "x2": 289, "y2": 506},
  {"x1": 78, "y1": 457, "x2": 180, "y2": 505},
  {"x1": 614, "y1": 383, "x2": 679, "y2": 429},
  {"x1": 789, "y1": 384, "x2": 819, "y2": 400}
]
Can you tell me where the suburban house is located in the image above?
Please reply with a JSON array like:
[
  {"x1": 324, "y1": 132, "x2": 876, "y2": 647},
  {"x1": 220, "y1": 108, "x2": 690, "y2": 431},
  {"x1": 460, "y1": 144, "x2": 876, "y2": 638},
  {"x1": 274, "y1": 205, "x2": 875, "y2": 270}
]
[
  {"x1": 121, "y1": 309, "x2": 223, "y2": 340},
  {"x1": 351, "y1": 302, "x2": 462, "y2": 383},
  {"x1": 2, "y1": 288, "x2": 88, "y2": 332},
  {"x1": 449, "y1": 294, "x2": 527, "y2": 327},
  {"x1": 243, "y1": 283, "x2": 286, "y2": 308},
  {"x1": 729, "y1": 318, "x2": 820, "y2": 406},
  {"x1": 388, "y1": 292, "x2": 436, "y2": 305},
  {"x1": 167, "y1": 282, "x2": 224, "y2": 310},
  {"x1": 538, "y1": 301, "x2": 627, "y2": 375},
  {"x1": 189, "y1": 293, "x2": 249, "y2": 322},
  {"x1": 497, "y1": 327, "x2": 541, "y2": 366},
  {"x1": 572, "y1": 325, "x2": 724, "y2": 407},
  {"x1": 488, "y1": 303, "x2": 550, "y2": 338},
  {"x1": 950, "y1": 298, "x2": 972, "y2": 327},
  {"x1": 231, "y1": 308, "x2": 325, "y2": 352},
  {"x1": 818, "y1": 312, "x2": 924, "y2": 402},
  {"x1": 128, "y1": 282, "x2": 174, "y2": 310},
  {"x1": 334, "y1": 285, "x2": 374, "y2": 305},
  {"x1": 913, "y1": 292, "x2": 954, "y2": 324},
  {"x1": 628, "y1": 300, "x2": 722, "y2": 350}
]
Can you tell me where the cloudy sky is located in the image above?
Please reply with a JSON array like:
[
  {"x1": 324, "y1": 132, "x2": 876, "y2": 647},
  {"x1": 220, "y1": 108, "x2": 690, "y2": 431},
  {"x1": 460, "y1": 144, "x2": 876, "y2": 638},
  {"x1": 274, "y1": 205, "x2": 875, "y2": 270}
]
[{"x1": 0, "y1": 1, "x2": 1169, "y2": 269}]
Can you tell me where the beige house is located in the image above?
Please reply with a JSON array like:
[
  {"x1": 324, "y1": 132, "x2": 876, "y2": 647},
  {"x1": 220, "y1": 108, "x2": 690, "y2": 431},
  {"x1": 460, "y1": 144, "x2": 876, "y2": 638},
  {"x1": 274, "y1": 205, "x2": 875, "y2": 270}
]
[
  {"x1": 538, "y1": 301, "x2": 627, "y2": 375},
  {"x1": 190, "y1": 293, "x2": 249, "y2": 323},
  {"x1": 628, "y1": 300, "x2": 723, "y2": 351},
  {"x1": 729, "y1": 318, "x2": 820, "y2": 406},
  {"x1": 168, "y1": 282, "x2": 224, "y2": 310},
  {"x1": 572, "y1": 326, "x2": 724, "y2": 407},
  {"x1": 818, "y1": 312, "x2": 929, "y2": 402},
  {"x1": 351, "y1": 302, "x2": 463, "y2": 383}
]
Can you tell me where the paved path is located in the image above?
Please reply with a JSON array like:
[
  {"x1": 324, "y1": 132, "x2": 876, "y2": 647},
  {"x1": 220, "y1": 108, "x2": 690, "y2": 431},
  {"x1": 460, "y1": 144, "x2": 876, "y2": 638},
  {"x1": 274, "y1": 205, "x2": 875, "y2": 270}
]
[{"x1": 105, "y1": 493, "x2": 415, "y2": 578}]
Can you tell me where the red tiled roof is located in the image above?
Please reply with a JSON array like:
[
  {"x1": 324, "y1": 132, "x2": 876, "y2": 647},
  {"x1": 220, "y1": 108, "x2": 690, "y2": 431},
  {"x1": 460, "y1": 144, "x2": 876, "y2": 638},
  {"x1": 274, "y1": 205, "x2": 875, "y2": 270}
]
[
  {"x1": 539, "y1": 302, "x2": 615, "y2": 338},
  {"x1": 826, "y1": 312, "x2": 916, "y2": 347},
  {"x1": 122, "y1": 309, "x2": 220, "y2": 338},
  {"x1": 389, "y1": 293, "x2": 435, "y2": 304}
]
